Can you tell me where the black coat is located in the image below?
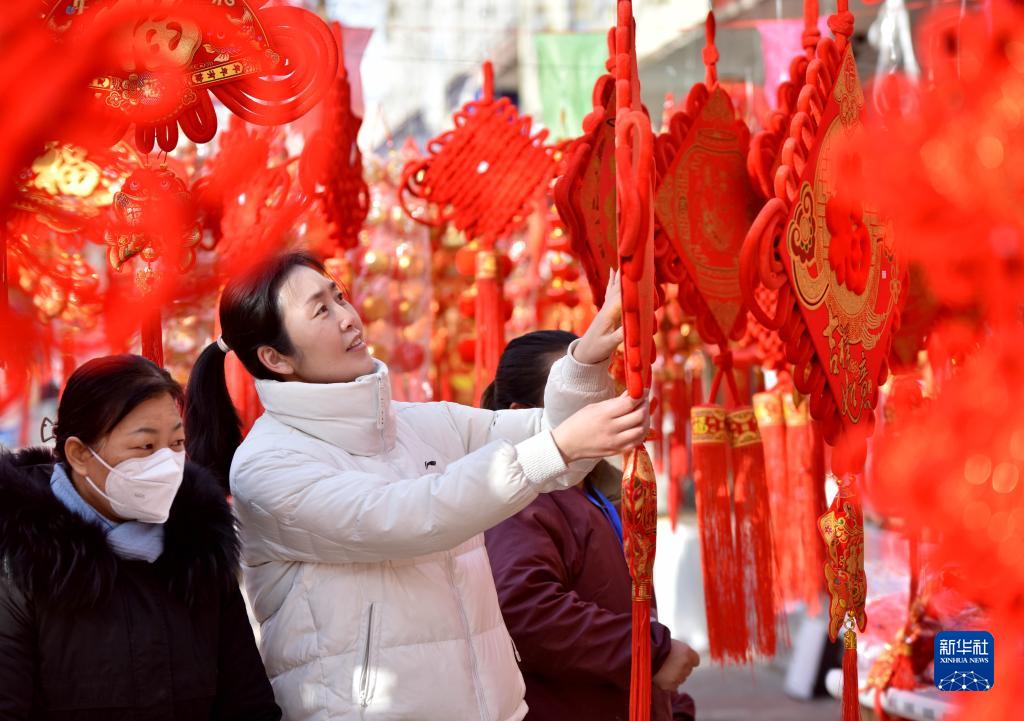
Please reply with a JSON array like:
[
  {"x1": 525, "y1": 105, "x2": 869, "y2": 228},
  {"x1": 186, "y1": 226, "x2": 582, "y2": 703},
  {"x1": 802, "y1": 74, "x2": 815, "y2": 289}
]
[{"x1": 0, "y1": 447, "x2": 281, "y2": 721}]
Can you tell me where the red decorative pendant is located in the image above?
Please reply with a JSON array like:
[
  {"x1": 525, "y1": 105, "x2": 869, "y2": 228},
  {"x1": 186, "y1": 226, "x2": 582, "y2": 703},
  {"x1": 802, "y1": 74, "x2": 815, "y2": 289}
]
[
  {"x1": 299, "y1": 22, "x2": 368, "y2": 253},
  {"x1": 553, "y1": 39, "x2": 618, "y2": 307},
  {"x1": 399, "y1": 61, "x2": 555, "y2": 245},
  {"x1": 105, "y1": 164, "x2": 201, "y2": 279},
  {"x1": 654, "y1": 13, "x2": 757, "y2": 348},
  {"x1": 45, "y1": 0, "x2": 337, "y2": 153}
]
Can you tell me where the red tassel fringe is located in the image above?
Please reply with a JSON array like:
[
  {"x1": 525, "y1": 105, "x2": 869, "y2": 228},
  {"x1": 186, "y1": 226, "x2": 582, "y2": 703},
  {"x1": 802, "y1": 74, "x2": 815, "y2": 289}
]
[
  {"x1": 783, "y1": 392, "x2": 826, "y2": 612},
  {"x1": 474, "y1": 254, "x2": 505, "y2": 404},
  {"x1": 844, "y1": 629, "x2": 862, "y2": 721},
  {"x1": 729, "y1": 408, "x2": 778, "y2": 658},
  {"x1": 630, "y1": 598, "x2": 653, "y2": 721},
  {"x1": 666, "y1": 374, "x2": 690, "y2": 531},
  {"x1": 691, "y1": 405, "x2": 747, "y2": 662}
]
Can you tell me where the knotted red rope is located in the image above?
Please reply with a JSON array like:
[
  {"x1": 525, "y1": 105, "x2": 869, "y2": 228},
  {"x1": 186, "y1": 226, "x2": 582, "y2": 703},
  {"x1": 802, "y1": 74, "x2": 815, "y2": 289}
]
[
  {"x1": 299, "y1": 23, "x2": 369, "y2": 253},
  {"x1": 400, "y1": 61, "x2": 556, "y2": 395},
  {"x1": 653, "y1": 11, "x2": 779, "y2": 663},
  {"x1": 747, "y1": 0, "x2": 821, "y2": 200},
  {"x1": 610, "y1": 5, "x2": 661, "y2": 720},
  {"x1": 739, "y1": 2, "x2": 904, "y2": 716}
]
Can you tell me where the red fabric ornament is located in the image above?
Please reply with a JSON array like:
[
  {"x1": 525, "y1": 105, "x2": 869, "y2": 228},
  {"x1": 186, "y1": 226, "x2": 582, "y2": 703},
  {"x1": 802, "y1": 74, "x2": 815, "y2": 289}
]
[
  {"x1": 819, "y1": 475, "x2": 868, "y2": 720},
  {"x1": 741, "y1": 2, "x2": 902, "y2": 455},
  {"x1": 104, "y1": 164, "x2": 202, "y2": 364},
  {"x1": 740, "y1": 4, "x2": 903, "y2": 716},
  {"x1": 782, "y1": 390, "x2": 827, "y2": 612},
  {"x1": 654, "y1": 13, "x2": 757, "y2": 348},
  {"x1": 553, "y1": 37, "x2": 618, "y2": 307},
  {"x1": 728, "y1": 408, "x2": 778, "y2": 658},
  {"x1": 739, "y1": 286, "x2": 786, "y2": 370},
  {"x1": 193, "y1": 119, "x2": 309, "y2": 278},
  {"x1": 752, "y1": 390, "x2": 793, "y2": 590},
  {"x1": 871, "y1": 332, "x2": 1024, "y2": 721},
  {"x1": 400, "y1": 61, "x2": 556, "y2": 397},
  {"x1": 4, "y1": 142, "x2": 127, "y2": 330},
  {"x1": 106, "y1": 166, "x2": 201, "y2": 274},
  {"x1": 44, "y1": 0, "x2": 338, "y2": 153},
  {"x1": 653, "y1": 12, "x2": 777, "y2": 662},
  {"x1": 620, "y1": 444, "x2": 658, "y2": 721},
  {"x1": 608, "y1": 3, "x2": 660, "y2": 719},
  {"x1": 299, "y1": 22, "x2": 368, "y2": 253},
  {"x1": 865, "y1": 540, "x2": 927, "y2": 721},
  {"x1": 663, "y1": 359, "x2": 691, "y2": 532},
  {"x1": 690, "y1": 405, "x2": 747, "y2": 662}
]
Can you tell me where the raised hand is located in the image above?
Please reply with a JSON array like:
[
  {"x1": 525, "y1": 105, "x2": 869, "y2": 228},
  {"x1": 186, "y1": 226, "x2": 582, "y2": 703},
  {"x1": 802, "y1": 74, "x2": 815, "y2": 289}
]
[{"x1": 573, "y1": 269, "x2": 624, "y2": 365}]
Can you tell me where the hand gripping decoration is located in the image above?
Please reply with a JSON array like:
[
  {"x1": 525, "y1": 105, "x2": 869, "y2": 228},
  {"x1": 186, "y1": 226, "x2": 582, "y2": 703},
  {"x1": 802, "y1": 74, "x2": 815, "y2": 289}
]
[
  {"x1": 400, "y1": 61, "x2": 556, "y2": 395},
  {"x1": 740, "y1": 2, "x2": 904, "y2": 718},
  {"x1": 45, "y1": 0, "x2": 338, "y2": 153}
]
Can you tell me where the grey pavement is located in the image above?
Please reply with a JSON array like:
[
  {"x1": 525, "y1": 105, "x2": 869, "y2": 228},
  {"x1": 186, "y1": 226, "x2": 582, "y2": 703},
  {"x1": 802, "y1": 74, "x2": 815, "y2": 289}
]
[{"x1": 685, "y1": 662, "x2": 842, "y2": 721}]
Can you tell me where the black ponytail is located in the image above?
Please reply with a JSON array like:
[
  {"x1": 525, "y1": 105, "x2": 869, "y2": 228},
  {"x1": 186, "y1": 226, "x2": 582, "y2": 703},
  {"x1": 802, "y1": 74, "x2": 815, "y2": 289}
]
[
  {"x1": 485, "y1": 330, "x2": 578, "y2": 411},
  {"x1": 184, "y1": 343, "x2": 241, "y2": 491},
  {"x1": 185, "y1": 252, "x2": 328, "y2": 489},
  {"x1": 479, "y1": 381, "x2": 497, "y2": 411}
]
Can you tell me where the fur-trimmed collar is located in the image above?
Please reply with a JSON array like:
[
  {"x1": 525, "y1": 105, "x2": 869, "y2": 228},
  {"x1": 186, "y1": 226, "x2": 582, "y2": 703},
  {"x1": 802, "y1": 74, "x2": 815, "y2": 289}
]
[{"x1": 0, "y1": 446, "x2": 239, "y2": 609}]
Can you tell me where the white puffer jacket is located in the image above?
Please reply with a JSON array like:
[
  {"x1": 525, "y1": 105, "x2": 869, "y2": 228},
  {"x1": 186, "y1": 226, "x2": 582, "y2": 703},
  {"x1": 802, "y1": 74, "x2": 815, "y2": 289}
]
[{"x1": 230, "y1": 342, "x2": 614, "y2": 721}]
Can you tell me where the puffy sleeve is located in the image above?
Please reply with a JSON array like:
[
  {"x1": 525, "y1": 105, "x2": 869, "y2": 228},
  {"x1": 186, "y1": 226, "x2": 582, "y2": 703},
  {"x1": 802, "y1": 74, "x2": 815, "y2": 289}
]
[
  {"x1": 439, "y1": 339, "x2": 616, "y2": 453},
  {"x1": 232, "y1": 431, "x2": 571, "y2": 565}
]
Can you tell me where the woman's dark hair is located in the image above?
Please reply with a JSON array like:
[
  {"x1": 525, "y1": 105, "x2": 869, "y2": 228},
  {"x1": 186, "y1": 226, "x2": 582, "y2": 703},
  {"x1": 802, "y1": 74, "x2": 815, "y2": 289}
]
[
  {"x1": 54, "y1": 354, "x2": 183, "y2": 464},
  {"x1": 482, "y1": 330, "x2": 578, "y2": 411},
  {"x1": 185, "y1": 251, "x2": 327, "y2": 488}
]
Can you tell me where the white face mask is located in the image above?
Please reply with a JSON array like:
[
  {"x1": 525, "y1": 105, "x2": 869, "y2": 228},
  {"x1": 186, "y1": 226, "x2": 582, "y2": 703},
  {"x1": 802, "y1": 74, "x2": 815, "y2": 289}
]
[{"x1": 85, "y1": 446, "x2": 186, "y2": 523}]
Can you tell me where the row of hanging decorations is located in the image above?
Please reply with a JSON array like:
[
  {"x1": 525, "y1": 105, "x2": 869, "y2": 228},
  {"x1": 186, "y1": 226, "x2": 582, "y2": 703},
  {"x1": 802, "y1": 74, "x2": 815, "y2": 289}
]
[
  {"x1": 392, "y1": 3, "x2": 911, "y2": 721},
  {"x1": 4, "y1": 3, "x2": 1020, "y2": 721}
]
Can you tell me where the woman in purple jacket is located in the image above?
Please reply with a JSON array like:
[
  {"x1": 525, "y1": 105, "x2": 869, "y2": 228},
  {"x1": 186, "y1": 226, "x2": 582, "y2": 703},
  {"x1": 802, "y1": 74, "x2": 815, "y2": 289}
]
[{"x1": 482, "y1": 330, "x2": 700, "y2": 721}]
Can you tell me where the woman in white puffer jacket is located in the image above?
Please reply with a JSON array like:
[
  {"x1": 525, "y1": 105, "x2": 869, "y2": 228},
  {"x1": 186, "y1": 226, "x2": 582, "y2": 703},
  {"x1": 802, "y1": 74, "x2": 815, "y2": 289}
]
[{"x1": 185, "y1": 253, "x2": 648, "y2": 721}]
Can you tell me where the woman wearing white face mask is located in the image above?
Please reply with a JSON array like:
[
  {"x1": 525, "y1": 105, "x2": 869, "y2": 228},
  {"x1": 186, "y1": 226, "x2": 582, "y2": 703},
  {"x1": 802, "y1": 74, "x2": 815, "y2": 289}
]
[{"x1": 0, "y1": 354, "x2": 281, "y2": 721}]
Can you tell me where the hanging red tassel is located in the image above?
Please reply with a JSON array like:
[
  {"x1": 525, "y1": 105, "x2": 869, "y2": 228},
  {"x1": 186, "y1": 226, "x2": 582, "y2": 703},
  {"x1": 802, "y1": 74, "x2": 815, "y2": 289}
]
[
  {"x1": 621, "y1": 446, "x2": 657, "y2": 721},
  {"x1": 141, "y1": 307, "x2": 163, "y2": 365},
  {"x1": 783, "y1": 391, "x2": 826, "y2": 612},
  {"x1": 753, "y1": 390, "x2": 790, "y2": 586},
  {"x1": 820, "y1": 474, "x2": 868, "y2": 721},
  {"x1": 652, "y1": 379, "x2": 665, "y2": 474},
  {"x1": 729, "y1": 407, "x2": 778, "y2": 657},
  {"x1": 843, "y1": 623, "x2": 862, "y2": 721},
  {"x1": 666, "y1": 365, "x2": 690, "y2": 531},
  {"x1": 474, "y1": 249, "x2": 505, "y2": 403},
  {"x1": 691, "y1": 405, "x2": 747, "y2": 662}
]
